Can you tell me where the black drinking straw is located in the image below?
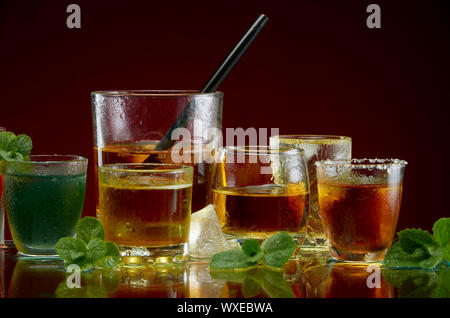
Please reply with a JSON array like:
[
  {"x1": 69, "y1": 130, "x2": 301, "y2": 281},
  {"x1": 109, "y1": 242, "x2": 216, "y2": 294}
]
[{"x1": 149, "y1": 14, "x2": 269, "y2": 154}]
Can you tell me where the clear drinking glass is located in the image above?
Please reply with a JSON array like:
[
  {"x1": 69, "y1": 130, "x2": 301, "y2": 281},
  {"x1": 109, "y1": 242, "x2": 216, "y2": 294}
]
[
  {"x1": 92, "y1": 90, "x2": 223, "y2": 217},
  {"x1": 315, "y1": 159, "x2": 407, "y2": 262},
  {"x1": 2, "y1": 155, "x2": 87, "y2": 256},
  {"x1": 98, "y1": 163, "x2": 193, "y2": 263},
  {"x1": 212, "y1": 146, "x2": 310, "y2": 246},
  {"x1": 270, "y1": 135, "x2": 352, "y2": 248},
  {"x1": 0, "y1": 126, "x2": 13, "y2": 249}
]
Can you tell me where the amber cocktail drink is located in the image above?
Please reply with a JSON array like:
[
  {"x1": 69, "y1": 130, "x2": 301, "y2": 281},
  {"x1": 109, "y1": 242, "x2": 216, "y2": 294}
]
[
  {"x1": 270, "y1": 135, "x2": 352, "y2": 248},
  {"x1": 92, "y1": 90, "x2": 223, "y2": 217},
  {"x1": 94, "y1": 142, "x2": 212, "y2": 216},
  {"x1": 212, "y1": 146, "x2": 310, "y2": 244},
  {"x1": 98, "y1": 164, "x2": 193, "y2": 262},
  {"x1": 316, "y1": 159, "x2": 407, "y2": 262},
  {"x1": 213, "y1": 184, "x2": 309, "y2": 239}
]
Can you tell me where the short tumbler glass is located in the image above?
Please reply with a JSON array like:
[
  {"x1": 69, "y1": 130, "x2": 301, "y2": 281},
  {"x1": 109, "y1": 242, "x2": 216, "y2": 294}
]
[
  {"x1": 2, "y1": 155, "x2": 87, "y2": 256},
  {"x1": 212, "y1": 146, "x2": 310, "y2": 246},
  {"x1": 98, "y1": 163, "x2": 193, "y2": 263},
  {"x1": 270, "y1": 135, "x2": 352, "y2": 248},
  {"x1": 316, "y1": 159, "x2": 407, "y2": 262}
]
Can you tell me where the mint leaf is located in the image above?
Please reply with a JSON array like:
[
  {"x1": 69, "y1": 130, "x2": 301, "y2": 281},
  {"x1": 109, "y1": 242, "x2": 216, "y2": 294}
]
[
  {"x1": 433, "y1": 218, "x2": 450, "y2": 248},
  {"x1": 443, "y1": 243, "x2": 450, "y2": 261},
  {"x1": 0, "y1": 132, "x2": 16, "y2": 150},
  {"x1": 76, "y1": 217, "x2": 105, "y2": 244},
  {"x1": 56, "y1": 217, "x2": 121, "y2": 271},
  {"x1": 7, "y1": 134, "x2": 32, "y2": 157},
  {"x1": 104, "y1": 241, "x2": 120, "y2": 257},
  {"x1": 383, "y1": 242, "x2": 443, "y2": 269},
  {"x1": 55, "y1": 237, "x2": 87, "y2": 263},
  {"x1": 242, "y1": 239, "x2": 264, "y2": 263},
  {"x1": 210, "y1": 249, "x2": 259, "y2": 271},
  {"x1": 242, "y1": 239, "x2": 260, "y2": 257},
  {"x1": 86, "y1": 238, "x2": 106, "y2": 262},
  {"x1": 0, "y1": 132, "x2": 32, "y2": 162},
  {"x1": 398, "y1": 228, "x2": 436, "y2": 254},
  {"x1": 209, "y1": 269, "x2": 250, "y2": 282},
  {"x1": 96, "y1": 241, "x2": 121, "y2": 268},
  {"x1": 0, "y1": 149, "x2": 13, "y2": 161},
  {"x1": 261, "y1": 231, "x2": 296, "y2": 269}
]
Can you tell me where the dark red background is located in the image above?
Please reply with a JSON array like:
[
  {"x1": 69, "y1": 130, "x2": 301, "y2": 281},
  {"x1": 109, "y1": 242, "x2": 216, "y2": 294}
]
[{"x1": 1, "y1": 1, "x2": 449, "y2": 231}]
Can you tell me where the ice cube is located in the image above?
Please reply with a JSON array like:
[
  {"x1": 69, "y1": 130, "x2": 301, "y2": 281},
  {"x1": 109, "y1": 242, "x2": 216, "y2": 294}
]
[{"x1": 188, "y1": 204, "x2": 233, "y2": 259}]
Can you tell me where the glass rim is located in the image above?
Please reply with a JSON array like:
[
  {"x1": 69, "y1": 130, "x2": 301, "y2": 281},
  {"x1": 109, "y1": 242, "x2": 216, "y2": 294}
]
[
  {"x1": 16, "y1": 154, "x2": 87, "y2": 165},
  {"x1": 98, "y1": 163, "x2": 194, "y2": 174},
  {"x1": 271, "y1": 134, "x2": 352, "y2": 142},
  {"x1": 315, "y1": 158, "x2": 408, "y2": 169},
  {"x1": 223, "y1": 145, "x2": 304, "y2": 155},
  {"x1": 90, "y1": 90, "x2": 224, "y2": 97}
]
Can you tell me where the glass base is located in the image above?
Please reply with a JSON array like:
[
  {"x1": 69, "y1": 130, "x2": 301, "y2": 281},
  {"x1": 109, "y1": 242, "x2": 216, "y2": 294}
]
[
  {"x1": 330, "y1": 246, "x2": 387, "y2": 262},
  {"x1": 16, "y1": 246, "x2": 57, "y2": 257},
  {"x1": 301, "y1": 235, "x2": 329, "y2": 249},
  {"x1": 17, "y1": 252, "x2": 60, "y2": 259},
  {"x1": 119, "y1": 244, "x2": 188, "y2": 266}
]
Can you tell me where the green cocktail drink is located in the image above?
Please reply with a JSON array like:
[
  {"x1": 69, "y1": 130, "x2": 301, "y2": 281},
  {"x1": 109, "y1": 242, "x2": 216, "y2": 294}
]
[{"x1": 2, "y1": 155, "x2": 87, "y2": 256}]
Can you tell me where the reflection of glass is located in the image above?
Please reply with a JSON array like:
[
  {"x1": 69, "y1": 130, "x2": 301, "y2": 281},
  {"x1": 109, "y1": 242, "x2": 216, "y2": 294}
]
[
  {"x1": 316, "y1": 159, "x2": 407, "y2": 262},
  {"x1": 270, "y1": 135, "x2": 351, "y2": 248},
  {"x1": 98, "y1": 164, "x2": 193, "y2": 262},
  {"x1": 8, "y1": 259, "x2": 66, "y2": 298},
  {"x1": 92, "y1": 90, "x2": 223, "y2": 215},
  {"x1": 303, "y1": 263, "x2": 394, "y2": 298},
  {"x1": 212, "y1": 146, "x2": 310, "y2": 245},
  {"x1": 3, "y1": 155, "x2": 87, "y2": 256}
]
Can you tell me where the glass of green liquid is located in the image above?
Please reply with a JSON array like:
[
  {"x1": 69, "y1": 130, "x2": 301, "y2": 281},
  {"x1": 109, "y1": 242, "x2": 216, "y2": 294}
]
[{"x1": 2, "y1": 155, "x2": 87, "y2": 257}]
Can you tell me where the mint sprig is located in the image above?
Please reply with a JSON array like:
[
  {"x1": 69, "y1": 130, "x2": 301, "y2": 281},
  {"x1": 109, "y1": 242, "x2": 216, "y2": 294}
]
[
  {"x1": 0, "y1": 131, "x2": 32, "y2": 161},
  {"x1": 210, "y1": 231, "x2": 297, "y2": 271},
  {"x1": 383, "y1": 217, "x2": 450, "y2": 269},
  {"x1": 55, "y1": 217, "x2": 121, "y2": 271}
]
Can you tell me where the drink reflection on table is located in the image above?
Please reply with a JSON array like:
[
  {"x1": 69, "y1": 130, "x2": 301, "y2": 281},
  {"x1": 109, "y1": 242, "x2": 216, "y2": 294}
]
[
  {"x1": 5, "y1": 255, "x2": 189, "y2": 298},
  {"x1": 110, "y1": 265, "x2": 189, "y2": 298},
  {"x1": 303, "y1": 262, "x2": 395, "y2": 298},
  {"x1": 8, "y1": 258, "x2": 66, "y2": 298},
  {"x1": 204, "y1": 259, "x2": 307, "y2": 298}
]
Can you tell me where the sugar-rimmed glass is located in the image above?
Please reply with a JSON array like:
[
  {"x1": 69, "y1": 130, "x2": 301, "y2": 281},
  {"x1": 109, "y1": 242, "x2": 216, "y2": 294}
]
[{"x1": 315, "y1": 158, "x2": 407, "y2": 262}]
